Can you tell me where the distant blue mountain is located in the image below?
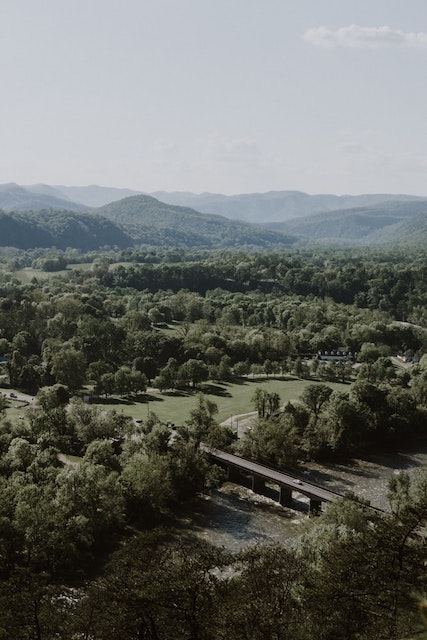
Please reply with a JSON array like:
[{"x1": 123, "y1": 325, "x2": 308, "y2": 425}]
[{"x1": 150, "y1": 190, "x2": 424, "y2": 223}]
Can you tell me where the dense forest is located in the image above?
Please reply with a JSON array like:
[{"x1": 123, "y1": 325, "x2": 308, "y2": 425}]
[{"x1": 0, "y1": 244, "x2": 426, "y2": 638}]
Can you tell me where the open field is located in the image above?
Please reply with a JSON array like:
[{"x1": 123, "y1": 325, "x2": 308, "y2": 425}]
[
  {"x1": 1, "y1": 377, "x2": 352, "y2": 429},
  {"x1": 92, "y1": 377, "x2": 352, "y2": 426},
  {"x1": 13, "y1": 261, "x2": 142, "y2": 283},
  {"x1": 3, "y1": 401, "x2": 31, "y2": 423},
  {"x1": 14, "y1": 263, "x2": 94, "y2": 283}
]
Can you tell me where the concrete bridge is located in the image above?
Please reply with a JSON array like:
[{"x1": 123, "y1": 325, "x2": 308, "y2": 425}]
[{"x1": 201, "y1": 445, "x2": 342, "y2": 516}]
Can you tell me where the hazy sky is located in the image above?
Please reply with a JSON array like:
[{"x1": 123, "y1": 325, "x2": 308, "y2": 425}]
[{"x1": 2, "y1": 0, "x2": 427, "y2": 195}]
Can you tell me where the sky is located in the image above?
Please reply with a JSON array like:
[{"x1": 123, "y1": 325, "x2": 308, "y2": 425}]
[{"x1": 1, "y1": 0, "x2": 427, "y2": 196}]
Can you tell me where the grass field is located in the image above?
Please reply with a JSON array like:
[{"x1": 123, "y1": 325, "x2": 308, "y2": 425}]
[
  {"x1": 13, "y1": 261, "x2": 141, "y2": 283},
  {"x1": 4, "y1": 401, "x2": 31, "y2": 423},
  {"x1": 14, "y1": 264, "x2": 94, "y2": 283},
  {"x1": 92, "y1": 377, "x2": 352, "y2": 427}
]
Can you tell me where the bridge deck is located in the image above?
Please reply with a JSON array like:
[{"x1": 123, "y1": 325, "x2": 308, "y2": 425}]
[{"x1": 201, "y1": 445, "x2": 341, "y2": 503}]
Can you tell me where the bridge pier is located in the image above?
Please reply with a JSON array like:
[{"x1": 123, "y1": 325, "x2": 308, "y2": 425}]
[
  {"x1": 278, "y1": 485, "x2": 292, "y2": 506},
  {"x1": 251, "y1": 474, "x2": 265, "y2": 493},
  {"x1": 309, "y1": 498, "x2": 322, "y2": 517},
  {"x1": 227, "y1": 465, "x2": 241, "y2": 483},
  {"x1": 251, "y1": 475, "x2": 265, "y2": 493}
]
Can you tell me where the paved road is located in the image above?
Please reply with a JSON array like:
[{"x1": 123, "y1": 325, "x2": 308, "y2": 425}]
[
  {"x1": 219, "y1": 412, "x2": 257, "y2": 437},
  {"x1": 0, "y1": 388, "x2": 34, "y2": 404}
]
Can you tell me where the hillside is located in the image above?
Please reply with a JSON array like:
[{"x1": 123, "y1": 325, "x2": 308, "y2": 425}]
[
  {"x1": 93, "y1": 194, "x2": 297, "y2": 248},
  {"x1": 262, "y1": 199, "x2": 427, "y2": 245},
  {"x1": 0, "y1": 210, "x2": 134, "y2": 250},
  {"x1": 51, "y1": 184, "x2": 143, "y2": 207},
  {"x1": 150, "y1": 190, "x2": 423, "y2": 223},
  {"x1": 0, "y1": 183, "x2": 85, "y2": 212},
  {"x1": 0, "y1": 195, "x2": 297, "y2": 251},
  {"x1": 3, "y1": 184, "x2": 426, "y2": 249}
]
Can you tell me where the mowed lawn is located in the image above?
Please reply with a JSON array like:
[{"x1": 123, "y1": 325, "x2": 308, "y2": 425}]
[{"x1": 93, "y1": 377, "x2": 352, "y2": 427}]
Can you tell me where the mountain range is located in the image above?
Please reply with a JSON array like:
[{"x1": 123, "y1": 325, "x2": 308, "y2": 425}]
[
  {"x1": 0, "y1": 187, "x2": 296, "y2": 251},
  {"x1": 149, "y1": 190, "x2": 424, "y2": 223},
  {"x1": 262, "y1": 199, "x2": 427, "y2": 246},
  {"x1": 0, "y1": 182, "x2": 426, "y2": 249}
]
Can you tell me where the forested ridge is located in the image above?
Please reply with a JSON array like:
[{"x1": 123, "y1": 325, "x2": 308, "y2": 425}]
[
  {"x1": 263, "y1": 199, "x2": 427, "y2": 245},
  {"x1": 0, "y1": 245, "x2": 426, "y2": 638},
  {"x1": 0, "y1": 197, "x2": 297, "y2": 251},
  {"x1": 0, "y1": 210, "x2": 134, "y2": 250},
  {"x1": 2, "y1": 188, "x2": 427, "y2": 251},
  {"x1": 93, "y1": 194, "x2": 297, "y2": 248}
]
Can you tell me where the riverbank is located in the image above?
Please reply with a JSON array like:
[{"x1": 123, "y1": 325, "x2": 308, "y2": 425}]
[
  {"x1": 295, "y1": 441, "x2": 427, "y2": 511},
  {"x1": 170, "y1": 482, "x2": 308, "y2": 552},
  {"x1": 169, "y1": 441, "x2": 427, "y2": 552}
]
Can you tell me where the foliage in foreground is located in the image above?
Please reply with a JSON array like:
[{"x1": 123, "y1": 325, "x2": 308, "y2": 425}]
[{"x1": 0, "y1": 473, "x2": 426, "y2": 639}]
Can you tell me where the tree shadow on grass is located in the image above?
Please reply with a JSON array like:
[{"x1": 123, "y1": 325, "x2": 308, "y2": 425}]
[
  {"x1": 93, "y1": 393, "x2": 165, "y2": 406},
  {"x1": 200, "y1": 382, "x2": 232, "y2": 397},
  {"x1": 94, "y1": 396, "x2": 135, "y2": 406},
  {"x1": 160, "y1": 389, "x2": 192, "y2": 398},
  {"x1": 228, "y1": 377, "x2": 248, "y2": 385},
  {"x1": 136, "y1": 392, "x2": 165, "y2": 403}
]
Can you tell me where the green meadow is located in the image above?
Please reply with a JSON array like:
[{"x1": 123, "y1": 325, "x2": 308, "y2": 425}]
[{"x1": 92, "y1": 377, "x2": 351, "y2": 426}]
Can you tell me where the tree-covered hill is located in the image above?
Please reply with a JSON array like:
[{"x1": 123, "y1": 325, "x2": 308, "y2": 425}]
[
  {"x1": 3, "y1": 185, "x2": 426, "y2": 249},
  {"x1": 0, "y1": 183, "x2": 85, "y2": 212},
  {"x1": 0, "y1": 197, "x2": 297, "y2": 250},
  {"x1": 0, "y1": 210, "x2": 134, "y2": 250},
  {"x1": 92, "y1": 194, "x2": 297, "y2": 248},
  {"x1": 263, "y1": 199, "x2": 427, "y2": 245},
  {"x1": 0, "y1": 183, "x2": 144, "y2": 210}
]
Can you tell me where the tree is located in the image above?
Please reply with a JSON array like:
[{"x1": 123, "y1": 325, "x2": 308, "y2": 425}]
[
  {"x1": 0, "y1": 394, "x2": 8, "y2": 414},
  {"x1": 96, "y1": 372, "x2": 116, "y2": 397},
  {"x1": 130, "y1": 370, "x2": 147, "y2": 395},
  {"x1": 75, "y1": 533, "x2": 230, "y2": 640},
  {"x1": 185, "y1": 393, "x2": 219, "y2": 443},
  {"x1": 87, "y1": 360, "x2": 114, "y2": 385},
  {"x1": 251, "y1": 388, "x2": 281, "y2": 419},
  {"x1": 263, "y1": 358, "x2": 273, "y2": 376},
  {"x1": 0, "y1": 569, "x2": 75, "y2": 639},
  {"x1": 180, "y1": 359, "x2": 209, "y2": 388},
  {"x1": 313, "y1": 391, "x2": 371, "y2": 457},
  {"x1": 37, "y1": 384, "x2": 70, "y2": 411},
  {"x1": 55, "y1": 462, "x2": 125, "y2": 544},
  {"x1": 238, "y1": 415, "x2": 299, "y2": 468},
  {"x1": 134, "y1": 355, "x2": 158, "y2": 383},
  {"x1": 411, "y1": 368, "x2": 427, "y2": 407},
  {"x1": 119, "y1": 453, "x2": 175, "y2": 518},
  {"x1": 224, "y1": 545, "x2": 305, "y2": 640},
  {"x1": 7, "y1": 437, "x2": 36, "y2": 471},
  {"x1": 114, "y1": 367, "x2": 133, "y2": 397},
  {"x1": 50, "y1": 347, "x2": 86, "y2": 393},
  {"x1": 154, "y1": 358, "x2": 178, "y2": 391},
  {"x1": 300, "y1": 383, "x2": 333, "y2": 419},
  {"x1": 267, "y1": 391, "x2": 281, "y2": 417},
  {"x1": 84, "y1": 440, "x2": 120, "y2": 471},
  {"x1": 252, "y1": 388, "x2": 268, "y2": 418}
]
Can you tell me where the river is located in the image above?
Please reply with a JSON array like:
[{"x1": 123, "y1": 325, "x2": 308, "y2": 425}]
[{"x1": 174, "y1": 442, "x2": 427, "y2": 552}]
